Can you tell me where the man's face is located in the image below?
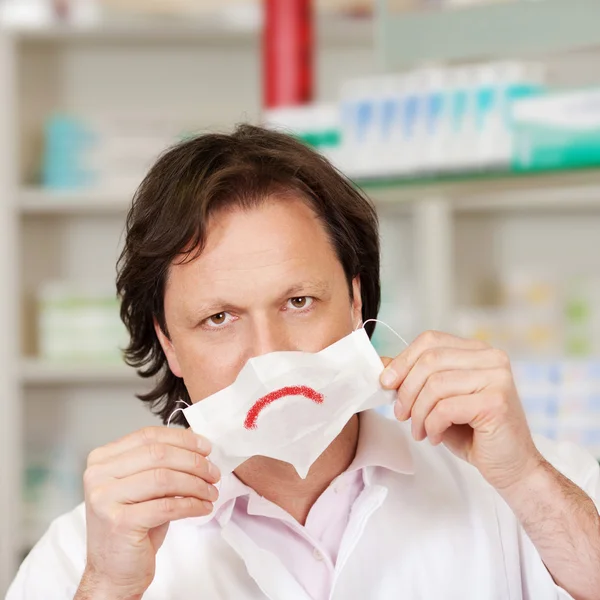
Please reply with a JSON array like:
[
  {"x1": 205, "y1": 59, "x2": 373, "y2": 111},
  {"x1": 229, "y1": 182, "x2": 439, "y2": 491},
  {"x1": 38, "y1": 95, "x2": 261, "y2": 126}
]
[{"x1": 156, "y1": 196, "x2": 363, "y2": 403}]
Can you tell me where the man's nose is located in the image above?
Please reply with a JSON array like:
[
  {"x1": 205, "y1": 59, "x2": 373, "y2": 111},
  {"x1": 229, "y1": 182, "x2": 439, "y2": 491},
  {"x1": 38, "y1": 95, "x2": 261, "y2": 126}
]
[{"x1": 249, "y1": 320, "x2": 292, "y2": 358}]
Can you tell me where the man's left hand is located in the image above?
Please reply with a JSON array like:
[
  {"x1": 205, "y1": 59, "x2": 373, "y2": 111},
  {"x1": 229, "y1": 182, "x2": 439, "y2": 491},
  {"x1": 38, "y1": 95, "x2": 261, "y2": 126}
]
[{"x1": 380, "y1": 330, "x2": 545, "y2": 492}]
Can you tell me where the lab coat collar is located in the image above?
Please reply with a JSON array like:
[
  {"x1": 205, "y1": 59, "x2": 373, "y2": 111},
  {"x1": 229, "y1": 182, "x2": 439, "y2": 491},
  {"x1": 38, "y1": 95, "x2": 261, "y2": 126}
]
[
  {"x1": 187, "y1": 409, "x2": 413, "y2": 527},
  {"x1": 347, "y1": 409, "x2": 414, "y2": 476}
]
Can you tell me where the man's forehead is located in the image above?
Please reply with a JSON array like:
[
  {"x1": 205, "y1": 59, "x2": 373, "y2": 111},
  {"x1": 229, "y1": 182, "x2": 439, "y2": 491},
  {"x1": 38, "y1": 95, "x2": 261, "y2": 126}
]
[
  {"x1": 165, "y1": 198, "x2": 344, "y2": 307},
  {"x1": 185, "y1": 205, "x2": 334, "y2": 273}
]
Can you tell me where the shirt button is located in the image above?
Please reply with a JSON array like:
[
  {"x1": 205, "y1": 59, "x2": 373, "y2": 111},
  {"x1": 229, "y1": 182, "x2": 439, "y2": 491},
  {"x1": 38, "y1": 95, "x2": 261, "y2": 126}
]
[{"x1": 313, "y1": 548, "x2": 325, "y2": 562}]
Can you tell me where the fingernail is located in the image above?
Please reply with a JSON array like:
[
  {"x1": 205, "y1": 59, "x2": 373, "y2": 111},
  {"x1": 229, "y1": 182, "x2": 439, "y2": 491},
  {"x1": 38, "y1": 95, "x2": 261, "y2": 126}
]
[
  {"x1": 394, "y1": 400, "x2": 404, "y2": 421},
  {"x1": 202, "y1": 501, "x2": 214, "y2": 513},
  {"x1": 197, "y1": 436, "x2": 212, "y2": 455},
  {"x1": 380, "y1": 367, "x2": 398, "y2": 388},
  {"x1": 411, "y1": 423, "x2": 421, "y2": 442},
  {"x1": 208, "y1": 461, "x2": 221, "y2": 482},
  {"x1": 208, "y1": 485, "x2": 219, "y2": 501}
]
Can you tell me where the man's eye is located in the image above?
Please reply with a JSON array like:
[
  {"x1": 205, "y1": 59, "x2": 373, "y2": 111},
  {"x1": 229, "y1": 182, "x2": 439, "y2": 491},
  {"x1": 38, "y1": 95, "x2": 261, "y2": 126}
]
[
  {"x1": 288, "y1": 297, "x2": 314, "y2": 310},
  {"x1": 204, "y1": 312, "x2": 233, "y2": 328}
]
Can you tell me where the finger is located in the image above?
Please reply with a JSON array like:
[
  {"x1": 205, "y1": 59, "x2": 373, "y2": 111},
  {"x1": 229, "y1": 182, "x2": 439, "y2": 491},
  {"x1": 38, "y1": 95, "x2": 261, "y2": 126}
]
[
  {"x1": 423, "y1": 394, "x2": 485, "y2": 445},
  {"x1": 104, "y1": 469, "x2": 219, "y2": 505},
  {"x1": 125, "y1": 496, "x2": 214, "y2": 531},
  {"x1": 92, "y1": 443, "x2": 221, "y2": 484},
  {"x1": 380, "y1": 330, "x2": 489, "y2": 389},
  {"x1": 394, "y1": 347, "x2": 509, "y2": 420},
  {"x1": 87, "y1": 426, "x2": 211, "y2": 466},
  {"x1": 403, "y1": 368, "x2": 508, "y2": 440}
]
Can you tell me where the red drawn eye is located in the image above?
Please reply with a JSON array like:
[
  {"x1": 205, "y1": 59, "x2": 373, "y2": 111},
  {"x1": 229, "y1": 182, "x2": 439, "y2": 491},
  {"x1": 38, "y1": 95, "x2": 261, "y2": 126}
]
[{"x1": 244, "y1": 385, "x2": 325, "y2": 430}]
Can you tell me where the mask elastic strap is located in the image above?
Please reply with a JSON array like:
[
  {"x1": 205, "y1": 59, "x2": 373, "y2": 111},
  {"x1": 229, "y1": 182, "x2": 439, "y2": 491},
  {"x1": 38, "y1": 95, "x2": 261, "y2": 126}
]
[
  {"x1": 165, "y1": 402, "x2": 221, "y2": 492},
  {"x1": 167, "y1": 408, "x2": 185, "y2": 428},
  {"x1": 166, "y1": 399, "x2": 192, "y2": 428},
  {"x1": 358, "y1": 318, "x2": 410, "y2": 348}
]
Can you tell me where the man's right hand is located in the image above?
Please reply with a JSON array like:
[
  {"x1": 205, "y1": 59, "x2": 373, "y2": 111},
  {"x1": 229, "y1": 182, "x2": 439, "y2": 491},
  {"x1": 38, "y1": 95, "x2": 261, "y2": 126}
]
[{"x1": 75, "y1": 427, "x2": 220, "y2": 600}]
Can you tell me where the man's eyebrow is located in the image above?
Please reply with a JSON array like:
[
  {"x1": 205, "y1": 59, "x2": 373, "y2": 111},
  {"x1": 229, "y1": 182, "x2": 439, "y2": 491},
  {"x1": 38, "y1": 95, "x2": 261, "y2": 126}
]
[
  {"x1": 187, "y1": 300, "x2": 240, "y2": 324},
  {"x1": 281, "y1": 280, "x2": 332, "y2": 298}
]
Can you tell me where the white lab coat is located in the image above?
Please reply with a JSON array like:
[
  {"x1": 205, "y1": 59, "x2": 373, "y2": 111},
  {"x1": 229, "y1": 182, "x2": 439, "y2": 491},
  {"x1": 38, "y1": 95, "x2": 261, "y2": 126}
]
[{"x1": 7, "y1": 414, "x2": 600, "y2": 600}]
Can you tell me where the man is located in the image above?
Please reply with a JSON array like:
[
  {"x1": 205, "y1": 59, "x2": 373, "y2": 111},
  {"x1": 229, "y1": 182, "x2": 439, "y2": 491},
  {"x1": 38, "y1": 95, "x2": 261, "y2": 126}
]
[{"x1": 7, "y1": 125, "x2": 600, "y2": 600}]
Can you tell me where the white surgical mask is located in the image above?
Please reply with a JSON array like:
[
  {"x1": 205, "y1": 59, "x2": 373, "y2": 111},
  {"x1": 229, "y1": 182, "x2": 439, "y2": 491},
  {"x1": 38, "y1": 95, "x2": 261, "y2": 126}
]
[{"x1": 182, "y1": 327, "x2": 395, "y2": 479}]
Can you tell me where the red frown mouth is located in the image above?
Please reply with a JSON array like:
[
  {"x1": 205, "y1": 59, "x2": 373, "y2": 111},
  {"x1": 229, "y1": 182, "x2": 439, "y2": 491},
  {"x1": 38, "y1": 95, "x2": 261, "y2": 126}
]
[{"x1": 244, "y1": 385, "x2": 325, "y2": 430}]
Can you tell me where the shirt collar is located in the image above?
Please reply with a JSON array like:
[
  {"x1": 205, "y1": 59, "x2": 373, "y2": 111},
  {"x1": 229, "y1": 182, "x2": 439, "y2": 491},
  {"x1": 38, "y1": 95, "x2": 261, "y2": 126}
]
[
  {"x1": 347, "y1": 409, "x2": 414, "y2": 476},
  {"x1": 189, "y1": 409, "x2": 414, "y2": 526}
]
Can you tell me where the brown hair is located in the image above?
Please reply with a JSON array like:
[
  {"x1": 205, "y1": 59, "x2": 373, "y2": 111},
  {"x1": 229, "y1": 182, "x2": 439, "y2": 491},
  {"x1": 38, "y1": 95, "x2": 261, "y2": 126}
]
[{"x1": 117, "y1": 124, "x2": 381, "y2": 426}]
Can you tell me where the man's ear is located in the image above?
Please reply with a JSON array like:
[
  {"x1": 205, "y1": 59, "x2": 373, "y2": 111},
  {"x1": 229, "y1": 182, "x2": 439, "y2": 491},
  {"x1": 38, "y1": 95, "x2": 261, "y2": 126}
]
[
  {"x1": 154, "y1": 318, "x2": 183, "y2": 378},
  {"x1": 351, "y1": 276, "x2": 363, "y2": 329}
]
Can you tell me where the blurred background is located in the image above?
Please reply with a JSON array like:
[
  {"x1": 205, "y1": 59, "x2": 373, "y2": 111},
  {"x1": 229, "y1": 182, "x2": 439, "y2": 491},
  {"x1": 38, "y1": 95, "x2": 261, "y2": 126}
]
[{"x1": 2, "y1": 0, "x2": 600, "y2": 592}]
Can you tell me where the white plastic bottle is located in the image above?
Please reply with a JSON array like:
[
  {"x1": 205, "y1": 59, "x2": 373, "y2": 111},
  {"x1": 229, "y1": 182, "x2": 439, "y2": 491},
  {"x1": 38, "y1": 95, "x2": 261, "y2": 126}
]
[
  {"x1": 473, "y1": 63, "x2": 503, "y2": 170},
  {"x1": 422, "y1": 67, "x2": 453, "y2": 174},
  {"x1": 378, "y1": 75, "x2": 404, "y2": 176},
  {"x1": 447, "y1": 66, "x2": 475, "y2": 172},
  {"x1": 399, "y1": 70, "x2": 426, "y2": 176},
  {"x1": 340, "y1": 77, "x2": 382, "y2": 179}
]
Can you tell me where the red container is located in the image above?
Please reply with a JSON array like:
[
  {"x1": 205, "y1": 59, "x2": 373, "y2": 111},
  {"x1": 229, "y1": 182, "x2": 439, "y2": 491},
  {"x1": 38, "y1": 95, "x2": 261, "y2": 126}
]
[{"x1": 263, "y1": 0, "x2": 314, "y2": 109}]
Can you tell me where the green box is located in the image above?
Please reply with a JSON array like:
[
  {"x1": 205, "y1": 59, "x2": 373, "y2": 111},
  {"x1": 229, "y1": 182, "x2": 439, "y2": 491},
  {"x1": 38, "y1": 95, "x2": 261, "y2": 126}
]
[{"x1": 511, "y1": 88, "x2": 600, "y2": 171}]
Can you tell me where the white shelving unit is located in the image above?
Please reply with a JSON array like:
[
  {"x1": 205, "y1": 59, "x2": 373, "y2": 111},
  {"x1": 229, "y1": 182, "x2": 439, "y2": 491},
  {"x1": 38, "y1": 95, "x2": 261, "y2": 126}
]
[
  {"x1": 0, "y1": 30, "x2": 21, "y2": 594},
  {"x1": 0, "y1": 14, "x2": 378, "y2": 593},
  {"x1": 372, "y1": 0, "x2": 600, "y2": 340},
  {"x1": 19, "y1": 188, "x2": 131, "y2": 214},
  {"x1": 14, "y1": 13, "x2": 373, "y2": 45},
  {"x1": 20, "y1": 359, "x2": 138, "y2": 385},
  {"x1": 365, "y1": 169, "x2": 600, "y2": 213},
  {"x1": 365, "y1": 168, "x2": 600, "y2": 327}
]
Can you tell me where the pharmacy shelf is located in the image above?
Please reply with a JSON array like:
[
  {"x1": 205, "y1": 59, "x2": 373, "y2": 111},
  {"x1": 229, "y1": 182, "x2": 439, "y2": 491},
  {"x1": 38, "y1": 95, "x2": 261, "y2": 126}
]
[
  {"x1": 22, "y1": 168, "x2": 600, "y2": 216},
  {"x1": 11, "y1": 17, "x2": 257, "y2": 44},
  {"x1": 379, "y1": 0, "x2": 600, "y2": 69},
  {"x1": 20, "y1": 359, "x2": 139, "y2": 385},
  {"x1": 362, "y1": 168, "x2": 600, "y2": 213},
  {"x1": 10, "y1": 14, "x2": 372, "y2": 46},
  {"x1": 19, "y1": 188, "x2": 131, "y2": 215}
]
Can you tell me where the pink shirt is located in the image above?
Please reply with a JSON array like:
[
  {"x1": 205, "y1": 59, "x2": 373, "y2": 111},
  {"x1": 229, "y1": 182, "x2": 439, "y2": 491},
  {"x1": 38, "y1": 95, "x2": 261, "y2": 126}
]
[{"x1": 210, "y1": 411, "x2": 411, "y2": 600}]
